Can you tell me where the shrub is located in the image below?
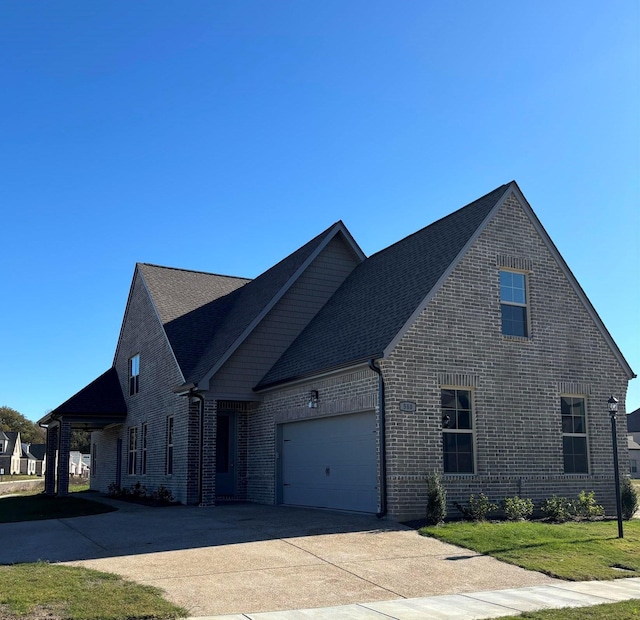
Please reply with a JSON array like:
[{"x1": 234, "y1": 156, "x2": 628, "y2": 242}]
[
  {"x1": 425, "y1": 472, "x2": 447, "y2": 525},
  {"x1": 540, "y1": 495, "x2": 574, "y2": 523},
  {"x1": 107, "y1": 482, "x2": 120, "y2": 497},
  {"x1": 621, "y1": 478, "x2": 639, "y2": 520},
  {"x1": 454, "y1": 493, "x2": 498, "y2": 521},
  {"x1": 501, "y1": 496, "x2": 534, "y2": 521},
  {"x1": 574, "y1": 490, "x2": 604, "y2": 521},
  {"x1": 150, "y1": 485, "x2": 175, "y2": 504}
]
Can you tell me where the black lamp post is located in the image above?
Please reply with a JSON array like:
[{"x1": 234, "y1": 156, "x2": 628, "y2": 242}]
[{"x1": 608, "y1": 395, "x2": 623, "y2": 538}]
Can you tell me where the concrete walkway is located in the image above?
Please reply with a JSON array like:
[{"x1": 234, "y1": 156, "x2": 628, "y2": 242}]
[
  {"x1": 1, "y1": 497, "x2": 639, "y2": 618},
  {"x1": 199, "y1": 579, "x2": 640, "y2": 619}
]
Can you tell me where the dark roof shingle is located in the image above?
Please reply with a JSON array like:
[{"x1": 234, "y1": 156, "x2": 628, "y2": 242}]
[{"x1": 258, "y1": 184, "x2": 511, "y2": 389}]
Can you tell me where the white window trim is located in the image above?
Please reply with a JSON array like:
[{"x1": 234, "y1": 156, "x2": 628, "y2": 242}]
[{"x1": 500, "y1": 269, "x2": 531, "y2": 338}]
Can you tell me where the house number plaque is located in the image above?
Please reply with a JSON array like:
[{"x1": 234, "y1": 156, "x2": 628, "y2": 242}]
[{"x1": 399, "y1": 401, "x2": 416, "y2": 412}]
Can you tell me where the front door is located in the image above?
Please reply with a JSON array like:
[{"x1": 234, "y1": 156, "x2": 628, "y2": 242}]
[{"x1": 216, "y1": 411, "x2": 236, "y2": 497}]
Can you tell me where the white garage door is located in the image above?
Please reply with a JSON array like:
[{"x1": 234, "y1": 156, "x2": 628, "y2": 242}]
[{"x1": 281, "y1": 411, "x2": 378, "y2": 513}]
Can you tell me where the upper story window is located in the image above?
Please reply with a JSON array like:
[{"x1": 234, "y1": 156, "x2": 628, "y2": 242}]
[
  {"x1": 129, "y1": 354, "x2": 140, "y2": 396},
  {"x1": 500, "y1": 270, "x2": 528, "y2": 337},
  {"x1": 166, "y1": 416, "x2": 174, "y2": 475},
  {"x1": 561, "y1": 396, "x2": 588, "y2": 474},
  {"x1": 442, "y1": 388, "x2": 475, "y2": 474}
]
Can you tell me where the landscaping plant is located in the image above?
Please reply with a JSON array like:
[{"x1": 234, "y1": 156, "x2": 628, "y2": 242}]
[
  {"x1": 540, "y1": 494, "x2": 574, "y2": 523},
  {"x1": 425, "y1": 472, "x2": 447, "y2": 525},
  {"x1": 573, "y1": 490, "x2": 604, "y2": 521},
  {"x1": 501, "y1": 495, "x2": 534, "y2": 521},
  {"x1": 453, "y1": 493, "x2": 498, "y2": 521},
  {"x1": 620, "y1": 477, "x2": 639, "y2": 520}
]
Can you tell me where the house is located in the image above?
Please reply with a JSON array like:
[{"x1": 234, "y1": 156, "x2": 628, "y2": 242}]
[
  {"x1": 19, "y1": 443, "x2": 38, "y2": 475},
  {"x1": 69, "y1": 451, "x2": 90, "y2": 477},
  {"x1": 40, "y1": 182, "x2": 635, "y2": 520},
  {"x1": 627, "y1": 408, "x2": 640, "y2": 479},
  {"x1": 0, "y1": 431, "x2": 22, "y2": 475},
  {"x1": 28, "y1": 444, "x2": 47, "y2": 476}
]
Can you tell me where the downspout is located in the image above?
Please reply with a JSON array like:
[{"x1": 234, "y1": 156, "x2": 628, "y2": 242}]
[
  {"x1": 368, "y1": 359, "x2": 387, "y2": 519},
  {"x1": 188, "y1": 390, "x2": 205, "y2": 506}
]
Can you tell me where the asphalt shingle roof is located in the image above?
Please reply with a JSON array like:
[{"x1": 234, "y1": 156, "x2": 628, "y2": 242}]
[
  {"x1": 257, "y1": 183, "x2": 511, "y2": 389},
  {"x1": 47, "y1": 367, "x2": 127, "y2": 418},
  {"x1": 627, "y1": 408, "x2": 640, "y2": 433},
  {"x1": 141, "y1": 222, "x2": 346, "y2": 384}
]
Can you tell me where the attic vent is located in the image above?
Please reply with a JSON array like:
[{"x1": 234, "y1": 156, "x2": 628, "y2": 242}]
[
  {"x1": 497, "y1": 254, "x2": 533, "y2": 272},
  {"x1": 557, "y1": 382, "x2": 591, "y2": 396},
  {"x1": 438, "y1": 373, "x2": 479, "y2": 388},
  {"x1": 217, "y1": 400, "x2": 252, "y2": 412}
]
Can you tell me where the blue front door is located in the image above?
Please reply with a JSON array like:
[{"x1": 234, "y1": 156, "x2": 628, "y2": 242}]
[{"x1": 215, "y1": 411, "x2": 236, "y2": 497}]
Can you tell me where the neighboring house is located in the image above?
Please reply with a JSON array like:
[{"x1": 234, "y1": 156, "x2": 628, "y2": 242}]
[
  {"x1": 19, "y1": 443, "x2": 37, "y2": 475},
  {"x1": 0, "y1": 431, "x2": 22, "y2": 475},
  {"x1": 40, "y1": 182, "x2": 635, "y2": 520},
  {"x1": 627, "y1": 407, "x2": 640, "y2": 479},
  {"x1": 28, "y1": 444, "x2": 47, "y2": 476},
  {"x1": 69, "y1": 451, "x2": 90, "y2": 477}
]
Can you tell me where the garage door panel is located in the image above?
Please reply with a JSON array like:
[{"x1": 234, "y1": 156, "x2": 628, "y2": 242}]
[{"x1": 281, "y1": 411, "x2": 378, "y2": 513}]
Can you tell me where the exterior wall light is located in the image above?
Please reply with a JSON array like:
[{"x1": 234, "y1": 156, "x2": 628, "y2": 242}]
[{"x1": 308, "y1": 390, "x2": 319, "y2": 409}]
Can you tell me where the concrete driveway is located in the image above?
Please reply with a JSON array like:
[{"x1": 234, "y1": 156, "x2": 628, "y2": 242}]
[{"x1": 0, "y1": 497, "x2": 559, "y2": 617}]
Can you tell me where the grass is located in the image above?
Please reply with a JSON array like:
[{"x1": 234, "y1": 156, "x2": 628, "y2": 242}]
[
  {"x1": 0, "y1": 493, "x2": 116, "y2": 523},
  {"x1": 420, "y1": 519, "x2": 640, "y2": 581},
  {"x1": 0, "y1": 563, "x2": 186, "y2": 620},
  {"x1": 500, "y1": 600, "x2": 640, "y2": 619}
]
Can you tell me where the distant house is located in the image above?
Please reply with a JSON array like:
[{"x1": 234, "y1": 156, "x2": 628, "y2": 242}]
[
  {"x1": 0, "y1": 431, "x2": 22, "y2": 475},
  {"x1": 19, "y1": 443, "x2": 37, "y2": 475},
  {"x1": 69, "y1": 451, "x2": 90, "y2": 477},
  {"x1": 40, "y1": 182, "x2": 635, "y2": 520},
  {"x1": 627, "y1": 408, "x2": 640, "y2": 479},
  {"x1": 28, "y1": 444, "x2": 47, "y2": 476}
]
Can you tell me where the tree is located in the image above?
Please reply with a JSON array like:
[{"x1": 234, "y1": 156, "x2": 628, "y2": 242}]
[
  {"x1": 0, "y1": 406, "x2": 46, "y2": 444},
  {"x1": 70, "y1": 430, "x2": 91, "y2": 453}
]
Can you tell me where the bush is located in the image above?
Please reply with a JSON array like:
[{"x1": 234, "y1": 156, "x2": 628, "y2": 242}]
[
  {"x1": 425, "y1": 472, "x2": 447, "y2": 525},
  {"x1": 574, "y1": 490, "x2": 604, "y2": 521},
  {"x1": 540, "y1": 495, "x2": 574, "y2": 522},
  {"x1": 621, "y1": 478, "x2": 639, "y2": 520},
  {"x1": 501, "y1": 496, "x2": 534, "y2": 521},
  {"x1": 454, "y1": 493, "x2": 498, "y2": 521}
]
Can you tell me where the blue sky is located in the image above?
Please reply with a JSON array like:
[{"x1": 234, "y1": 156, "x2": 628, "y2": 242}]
[{"x1": 1, "y1": 1, "x2": 638, "y2": 422}]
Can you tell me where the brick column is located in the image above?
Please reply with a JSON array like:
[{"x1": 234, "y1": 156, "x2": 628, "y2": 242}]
[
  {"x1": 200, "y1": 398, "x2": 217, "y2": 506},
  {"x1": 186, "y1": 398, "x2": 201, "y2": 505},
  {"x1": 56, "y1": 419, "x2": 72, "y2": 496},
  {"x1": 44, "y1": 425, "x2": 58, "y2": 496}
]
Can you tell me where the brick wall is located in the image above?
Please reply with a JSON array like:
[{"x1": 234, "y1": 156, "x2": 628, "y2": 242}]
[
  {"x1": 91, "y1": 270, "x2": 191, "y2": 504},
  {"x1": 382, "y1": 192, "x2": 630, "y2": 521}
]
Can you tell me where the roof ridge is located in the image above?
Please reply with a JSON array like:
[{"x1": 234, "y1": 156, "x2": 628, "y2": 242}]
[
  {"x1": 138, "y1": 262, "x2": 251, "y2": 281},
  {"x1": 368, "y1": 183, "x2": 511, "y2": 260}
]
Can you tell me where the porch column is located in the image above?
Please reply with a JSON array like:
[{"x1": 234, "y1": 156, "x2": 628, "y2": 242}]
[
  {"x1": 56, "y1": 419, "x2": 72, "y2": 496},
  {"x1": 201, "y1": 398, "x2": 218, "y2": 507},
  {"x1": 44, "y1": 424, "x2": 58, "y2": 496}
]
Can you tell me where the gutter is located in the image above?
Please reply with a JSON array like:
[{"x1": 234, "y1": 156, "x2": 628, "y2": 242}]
[
  {"x1": 368, "y1": 359, "x2": 387, "y2": 519},
  {"x1": 173, "y1": 383, "x2": 204, "y2": 505}
]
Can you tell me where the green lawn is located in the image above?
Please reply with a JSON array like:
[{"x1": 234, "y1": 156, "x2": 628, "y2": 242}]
[
  {"x1": 500, "y1": 600, "x2": 640, "y2": 619},
  {"x1": 0, "y1": 493, "x2": 116, "y2": 523},
  {"x1": 420, "y1": 519, "x2": 640, "y2": 581},
  {"x1": 0, "y1": 563, "x2": 186, "y2": 620}
]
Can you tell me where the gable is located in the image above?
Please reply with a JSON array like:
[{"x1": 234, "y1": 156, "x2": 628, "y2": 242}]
[
  {"x1": 206, "y1": 231, "x2": 363, "y2": 395},
  {"x1": 257, "y1": 184, "x2": 510, "y2": 389}
]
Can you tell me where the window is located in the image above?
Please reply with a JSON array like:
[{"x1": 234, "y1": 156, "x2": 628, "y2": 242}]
[
  {"x1": 128, "y1": 426, "x2": 138, "y2": 475},
  {"x1": 166, "y1": 416, "x2": 174, "y2": 475},
  {"x1": 141, "y1": 423, "x2": 148, "y2": 475},
  {"x1": 561, "y1": 396, "x2": 588, "y2": 474},
  {"x1": 631, "y1": 459, "x2": 637, "y2": 474},
  {"x1": 500, "y1": 270, "x2": 528, "y2": 337},
  {"x1": 129, "y1": 354, "x2": 140, "y2": 396},
  {"x1": 91, "y1": 443, "x2": 97, "y2": 475},
  {"x1": 442, "y1": 389, "x2": 474, "y2": 474}
]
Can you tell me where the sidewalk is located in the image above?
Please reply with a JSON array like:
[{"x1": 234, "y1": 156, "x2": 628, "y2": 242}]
[{"x1": 200, "y1": 578, "x2": 640, "y2": 619}]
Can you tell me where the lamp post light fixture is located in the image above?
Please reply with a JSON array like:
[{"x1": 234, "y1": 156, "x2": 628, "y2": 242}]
[{"x1": 608, "y1": 395, "x2": 623, "y2": 539}]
